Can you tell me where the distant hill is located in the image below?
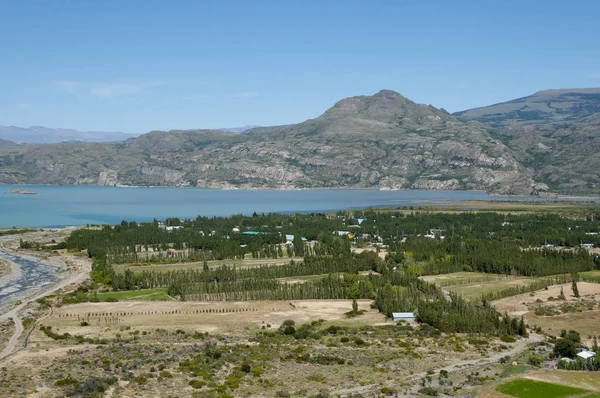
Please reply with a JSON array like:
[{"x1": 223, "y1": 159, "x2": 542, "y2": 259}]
[
  {"x1": 0, "y1": 138, "x2": 18, "y2": 147},
  {"x1": 217, "y1": 125, "x2": 260, "y2": 133},
  {"x1": 453, "y1": 88, "x2": 600, "y2": 127},
  {"x1": 0, "y1": 125, "x2": 137, "y2": 144},
  {"x1": 454, "y1": 88, "x2": 600, "y2": 193},
  {"x1": 0, "y1": 90, "x2": 540, "y2": 194}
]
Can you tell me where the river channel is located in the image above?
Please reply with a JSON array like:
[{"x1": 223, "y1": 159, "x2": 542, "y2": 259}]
[{"x1": 0, "y1": 251, "x2": 61, "y2": 310}]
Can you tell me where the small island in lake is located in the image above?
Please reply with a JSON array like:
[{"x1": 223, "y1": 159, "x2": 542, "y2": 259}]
[{"x1": 6, "y1": 189, "x2": 37, "y2": 195}]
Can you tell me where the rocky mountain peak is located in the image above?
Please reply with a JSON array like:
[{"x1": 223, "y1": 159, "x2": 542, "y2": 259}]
[{"x1": 322, "y1": 89, "x2": 451, "y2": 124}]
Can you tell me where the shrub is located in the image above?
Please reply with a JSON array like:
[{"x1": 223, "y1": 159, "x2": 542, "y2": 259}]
[
  {"x1": 241, "y1": 361, "x2": 251, "y2": 373},
  {"x1": 419, "y1": 386, "x2": 439, "y2": 396},
  {"x1": 528, "y1": 356, "x2": 543, "y2": 366},
  {"x1": 135, "y1": 376, "x2": 147, "y2": 385},
  {"x1": 500, "y1": 336, "x2": 516, "y2": 343},
  {"x1": 188, "y1": 379, "x2": 205, "y2": 389}
]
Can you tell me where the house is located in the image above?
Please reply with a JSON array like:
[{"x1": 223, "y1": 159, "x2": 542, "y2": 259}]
[
  {"x1": 334, "y1": 230, "x2": 351, "y2": 236},
  {"x1": 165, "y1": 226, "x2": 183, "y2": 231},
  {"x1": 391, "y1": 312, "x2": 416, "y2": 322},
  {"x1": 581, "y1": 243, "x2": 594, "y2": 249},
  {"x1": 232, "y1": 226, "x2": 240, "y2": 233},
  {"x1": 577, "y1": 350, "x2": 596, "y2": 361},
  {"x1": 356, "y1": 218, "x2": 366, "y2": 225}
]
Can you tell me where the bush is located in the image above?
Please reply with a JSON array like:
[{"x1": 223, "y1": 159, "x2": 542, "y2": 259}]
[
  {"x1": 241, "y1": 361, "x2": 251, "y2": 373},
  {"x1": 135, "y1": 376, "x2": 147, "y2": 385},
  {"x1": 189, "y1": 379, "x2": 205, "y2": 389},
  {"x1": 528, "y1": 356, "x2": 543, "y2": 366},
  {"x1": 418, "y1": 386, "x2": 439, "y2": 396},
  {"x1": 500, "y1": 335, "x2": 516, "y2": 343}
]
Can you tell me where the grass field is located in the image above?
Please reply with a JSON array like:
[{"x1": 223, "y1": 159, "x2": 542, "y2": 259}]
[
  {"x1": 421, "y1": 272, "x2": 543, "y2": 301},
  {"x1": 91, "y1": 288, "x2": 172, "y2": 301},
  {"x1": 495, "y1": 379, "x2": 588, "y2": 398},
  {"x1": 580, "y1": 271, "x2": 600, "y2": 283}
]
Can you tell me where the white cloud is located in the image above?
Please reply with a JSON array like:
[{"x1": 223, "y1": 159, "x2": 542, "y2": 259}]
[
  {"x1": 590, "y1": 73, "x2": 600, "y2": 79},
  {"x1": 53, "y1": 80, "x2": 167, "y2": 99},
  {"x1": 227, "y1": 92, "x2": 259, "y2": 98},
  {"x1": 90, "y1": 81, "x2": 167, "y2": 98},
  {"x1": 16, "y1": 104, "x2": 31, "y2": 108}
]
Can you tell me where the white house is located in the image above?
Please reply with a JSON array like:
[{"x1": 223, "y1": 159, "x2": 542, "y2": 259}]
[
  {"x1": 165, "y1": 226, "x2": 183, "y2": 231},
  {"x1": 391, "y1": 312, "x2": 416, "y2": 322},
  {"x1": 232, "y1": 226, "x2": 240, "y2": 233},
  {"x1": 577, "y1": 350, "x2": 596, "y2": 361},
  {"x1": 581, "y1": 243, "x2": 594, "y2": 249}
]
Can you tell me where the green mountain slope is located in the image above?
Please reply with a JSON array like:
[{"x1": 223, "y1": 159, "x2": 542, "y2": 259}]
[
  {"x1": 0, "y1": 90, "x2": 543, "y2": 194},
  {"x1": 454, "y1": 88, "x2": 600, "y2": 193}
]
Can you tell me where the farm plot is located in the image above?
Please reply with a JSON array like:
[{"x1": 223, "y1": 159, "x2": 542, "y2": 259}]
[
  {"x1": 495, "y1": 379, "x2": 588, "y2": 398},
  {"x1": 38, "y1": 299, "x2": 385, "y2": 338},
  {"x1": 421, "y1": 272, "x2": 545, "y2": 301}
]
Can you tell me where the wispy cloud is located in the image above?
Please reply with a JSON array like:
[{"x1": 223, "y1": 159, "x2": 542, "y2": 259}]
[
  {"x1": 90, "y1": 81, "x2": 167, "y2": 98},
  {"x1": 53, "y1": 80, "x2": 83, "y2": 99},
  {"x1": 590, "y1": 73, "x2": 600, "y2": 79},
  {"x1": 16, "y1": 103, "x2": 31, "y2": 108},
  {"x1": 181, "y1": 94, "x2": 212, "y2": 100},
  {"x1": 227, "y1": 92, "x2": 259, "y2": 98},
  {"x1": 53, "y1": 80, "x2": 167, "y2": 99}
]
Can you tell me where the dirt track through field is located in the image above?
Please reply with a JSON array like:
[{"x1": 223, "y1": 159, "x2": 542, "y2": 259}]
[{"x1": 335, "y1": 334, "x2": 543, "y2": 397}]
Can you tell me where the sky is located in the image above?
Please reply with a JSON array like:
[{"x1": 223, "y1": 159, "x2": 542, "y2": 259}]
[{"x1": 1, "y1": 0, "x2": 599, "y2": 134}]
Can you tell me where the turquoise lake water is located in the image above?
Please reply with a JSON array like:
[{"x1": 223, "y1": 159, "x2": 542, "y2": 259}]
[{"x1": 0, "y1": 185, "x2": 542, "y2": 228}]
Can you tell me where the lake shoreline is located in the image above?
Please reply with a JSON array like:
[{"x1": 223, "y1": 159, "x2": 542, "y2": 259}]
[{"x1": 2, "y1": 185, "x2": 599, "y2": 229}]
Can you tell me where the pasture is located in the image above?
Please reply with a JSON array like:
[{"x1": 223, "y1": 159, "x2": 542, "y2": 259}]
[
  {"x1": 421, "y1": 272, "x2": 545, "y2": 301},
  {"x1": 495, "y1": 379, "x2": 588, "y2": 398}
]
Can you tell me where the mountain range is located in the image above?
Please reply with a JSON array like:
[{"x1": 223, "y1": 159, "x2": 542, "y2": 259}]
[
  {"x1": 0, "y1": 88, "x2": 598, "y2": 195},
  {"x1": 0, "y1": 126, "x2": 136, "y2": 144}
]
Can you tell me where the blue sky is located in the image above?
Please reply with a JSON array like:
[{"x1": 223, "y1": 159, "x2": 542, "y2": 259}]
[{"x1": 1, "y1": 0, "x2": 599, "y2": 134}]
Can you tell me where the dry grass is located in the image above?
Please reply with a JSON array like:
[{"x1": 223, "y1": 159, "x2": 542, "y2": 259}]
[
  {"x1": 493, "y1": 282, "x2": 600, "y2": 315},
  {"x1": 39, "y1": 299, "x2": 384, "y2": 339}
]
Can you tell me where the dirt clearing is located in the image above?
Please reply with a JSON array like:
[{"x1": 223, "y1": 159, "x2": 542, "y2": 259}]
[{"x1": 41, "y1": 299, "x2": 384, "y2": 338}]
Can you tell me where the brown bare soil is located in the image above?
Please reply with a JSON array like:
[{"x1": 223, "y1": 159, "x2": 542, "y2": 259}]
[
  {"x1": 41, "y1": 299, "x2": 384, "y2": 338},
  {"x1": 492, "y1": 282, "x2": 600, "y2": 315}
]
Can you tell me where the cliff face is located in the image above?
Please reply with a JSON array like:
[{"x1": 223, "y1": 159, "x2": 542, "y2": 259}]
[{"x1": 0, "y1": 90, "x2": 546, "y2": 194}]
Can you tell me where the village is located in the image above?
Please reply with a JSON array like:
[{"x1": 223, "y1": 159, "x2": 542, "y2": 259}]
[{"x1": 1, "y1": 206, "x2": 600, "y2": 397}]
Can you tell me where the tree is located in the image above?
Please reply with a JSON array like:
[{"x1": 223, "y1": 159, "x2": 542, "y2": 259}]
[
  {"x1": 554, "y1": 338, "x2": 577, "y2": 358},
  {"x1": 293, "y1": 234, "x2": 304, "y2": 257},
  {"x1": 571, "y1": 272, "x2": 580, "y2": 298}
]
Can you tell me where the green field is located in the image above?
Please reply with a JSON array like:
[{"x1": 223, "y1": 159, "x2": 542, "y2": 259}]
[
  {"x1": 421, "y1": 272, "x2": 545, "y2": 301},
  {"x1": 91, "y1": 288, "x2": 172, "y2": 301},
  {"x1": 580, "y1": 271, "x2": 600, "y2": 283},
  {"x1": 496, "y1": 379, "x2": 588, "y2": 398}
]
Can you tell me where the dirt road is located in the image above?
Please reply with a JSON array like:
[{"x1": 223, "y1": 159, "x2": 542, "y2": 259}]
[
  {"x1": 0, "y1": 253, "x2": 91, "y2": 360},
  {"x1": 335, "y1": 333, "x2": 543, "y2": 397}
]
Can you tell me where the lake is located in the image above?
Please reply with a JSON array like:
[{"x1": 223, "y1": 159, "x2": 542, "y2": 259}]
[{"x1": 0, "y1": 185, "x2": 547, "y2": 228}]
